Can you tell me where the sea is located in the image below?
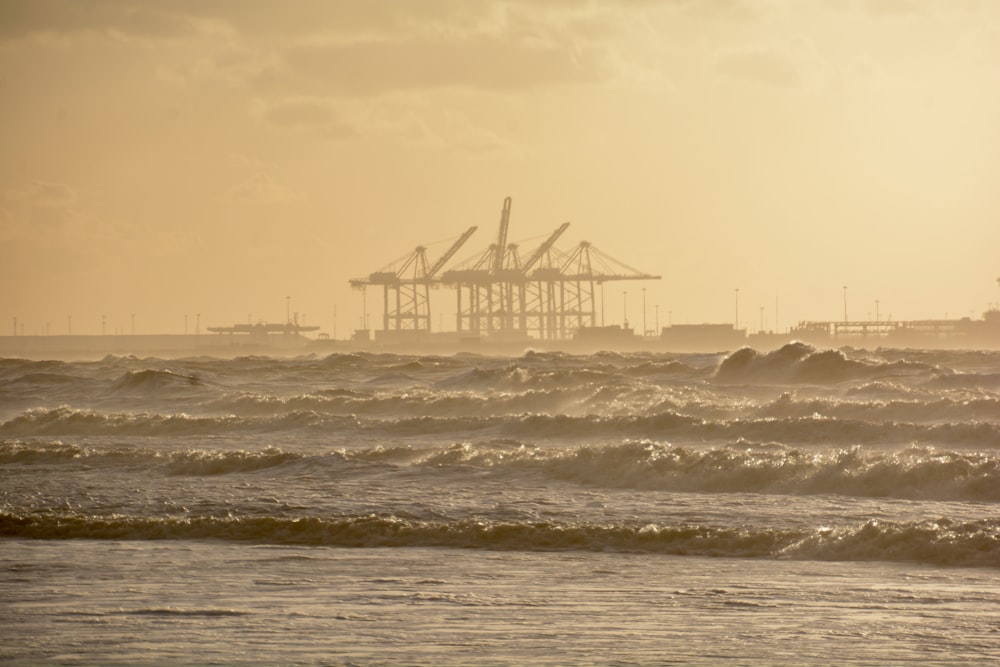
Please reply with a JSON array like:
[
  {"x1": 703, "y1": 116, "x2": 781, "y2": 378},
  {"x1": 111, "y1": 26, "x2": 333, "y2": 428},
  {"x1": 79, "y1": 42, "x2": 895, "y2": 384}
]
[{"x1": 2, "y1": 342, "x2": 998, "y2": 666}]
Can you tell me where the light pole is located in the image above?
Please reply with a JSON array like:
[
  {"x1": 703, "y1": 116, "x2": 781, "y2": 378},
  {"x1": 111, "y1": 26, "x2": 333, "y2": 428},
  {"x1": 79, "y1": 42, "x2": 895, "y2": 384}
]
[
  {"x1": 362, "y1": 289, "x2": 368, "y2": 331},
  {"x1": 843, "y1": 285, "x2": 848, "y2": 323},
  {"x1": 734, "y1": 288, "x2": 740, "y2": 330},
  {"x1": 642, "y1": 288, "x2": 647, "y2": 336},
  {"x1": 623, "y1": 291, "x2": 628, "y2": 329},
  {"x1": 600, "y1": 283, "x2": 605, "y2": 326},
  {"x1": 875, "y1": 300, "x2": 880, "y2": 323}
]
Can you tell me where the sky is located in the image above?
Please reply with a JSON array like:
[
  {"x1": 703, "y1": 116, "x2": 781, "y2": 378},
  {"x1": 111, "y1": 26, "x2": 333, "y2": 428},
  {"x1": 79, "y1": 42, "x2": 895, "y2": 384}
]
[{"x1": 2, "y1": 0, "x2": 999, "y2": 338}]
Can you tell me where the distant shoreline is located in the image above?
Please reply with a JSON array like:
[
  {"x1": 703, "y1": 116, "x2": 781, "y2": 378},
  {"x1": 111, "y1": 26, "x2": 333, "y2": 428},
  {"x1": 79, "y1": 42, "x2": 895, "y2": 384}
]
[{"x1": 2, "y1": 320, "x2": 999, "y2": 361}]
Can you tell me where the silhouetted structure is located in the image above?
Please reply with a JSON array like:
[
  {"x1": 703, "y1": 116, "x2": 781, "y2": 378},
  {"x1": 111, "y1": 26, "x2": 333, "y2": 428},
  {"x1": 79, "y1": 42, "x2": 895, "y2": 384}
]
[
  {"x1": 792, "y1": 310, "x2": 1000, "y2": 348},
  {"x1": 350, "y1": 197, "x2": 660, "y2": 342},
  {"x1": 207, "y1": 317, "x2": 319, "y2": 346},
  {"x1": 349, "y1": 226, "x2": 477, "y2": 335}
]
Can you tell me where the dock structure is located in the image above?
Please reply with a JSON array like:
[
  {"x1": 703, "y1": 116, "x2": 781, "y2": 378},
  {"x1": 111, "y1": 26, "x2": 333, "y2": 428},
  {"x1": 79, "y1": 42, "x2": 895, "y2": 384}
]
[
  {"x1": 206, "y1": 319, "x2": 320, "y2": 347},
  {"x1": 791, "y1": 313, "x2": 1000, "y2": 347},
  {"x1": 350, "y1": 197, "x2": 660, "y2": 342}
]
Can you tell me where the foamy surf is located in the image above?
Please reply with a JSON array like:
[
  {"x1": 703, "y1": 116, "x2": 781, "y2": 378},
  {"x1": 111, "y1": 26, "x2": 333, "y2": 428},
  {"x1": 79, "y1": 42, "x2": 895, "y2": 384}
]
[
  {"x1": 3, "y1": 345, "x2": 999, "y2": 665},
  {"x1": 3, "y1": 512, "x2": 997, "y2": 569},
  {"x1": 3, "y1": 440, "x2": 998, "y2": 502}
]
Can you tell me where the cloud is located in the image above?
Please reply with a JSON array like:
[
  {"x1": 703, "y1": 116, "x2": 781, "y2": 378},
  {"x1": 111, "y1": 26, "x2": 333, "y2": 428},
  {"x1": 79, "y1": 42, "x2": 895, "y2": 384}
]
[
  {"x1": 0, "y1": 0, "x2": 199, "y2": 42},
  {"x1": 330, "y1": 92, "x2": 523, "y2": 158},
  {"x1": 0, "y1": 179, "x2": 134, "y2": 281},
  {"x1": 223, "y1": 172, "x2": 304, "y2": 205},
  {"x1": 282, "y1": 36, "x2": 603, "y2": 95},
  {"x1": 179, "y1": 0, "x2": 487, "y2": 41},
  {"x1": 863, "y1": 0, "x2": 924, "y2": 18},
  {"x1": 667, "y1": 0, "x2": 762, "y2": 22},
  {"x1": 264, "y1": 99, "x2": 337, "y2": 126},
  {"x1": 0, "y1": 2, "x2": 638, "y2": 97},
  {"x1": 449, "y1": 124, "x2": 523, "y2": 159},
  {"x1": 255, "y1": 97, "x2": 356, "y2": 138},
  {"x1": 716, "y1": 48, "x2": 801, "y2": 89},
  {"x1": 12, "y1": 180, "x2": 77, "y2": 207},
  {"x1": 177, "y1": 45, "x2": 280, "y2": 87},
  {"x1": 0, "y1": 180, "x2": 81, "y2": 230},
  {"x1": 226, "y1": 153, "x2": 277, "y2": 171},
  {"x1": 0, "y1": 181, "x2": 150, "y2": 252}
]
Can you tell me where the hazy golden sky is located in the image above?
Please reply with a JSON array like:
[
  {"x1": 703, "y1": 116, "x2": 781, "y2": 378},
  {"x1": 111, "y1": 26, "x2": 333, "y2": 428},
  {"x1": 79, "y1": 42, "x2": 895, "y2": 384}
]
[{"x1": 2, "y1": 0, "x2": 998, "y2": 337}]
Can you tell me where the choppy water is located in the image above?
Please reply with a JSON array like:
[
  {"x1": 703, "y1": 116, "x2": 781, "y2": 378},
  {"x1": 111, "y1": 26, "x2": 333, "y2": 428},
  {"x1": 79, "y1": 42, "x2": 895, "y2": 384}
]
[{"x1": 2, "y1": 343, "x2": 999, "y2": 665}]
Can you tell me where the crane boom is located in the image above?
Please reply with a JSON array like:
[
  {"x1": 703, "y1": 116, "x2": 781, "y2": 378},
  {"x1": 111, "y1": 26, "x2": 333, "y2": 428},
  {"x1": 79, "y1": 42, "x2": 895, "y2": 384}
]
[
  {"x1": 521, "y1": 222, "x2": 570, "y2": 274},
  {"x1": 427, "y1": 226, "x2": 478, "y2": 278},
  {"x1": 493, "y1": 197, "x2": 512, "y2": 274}
]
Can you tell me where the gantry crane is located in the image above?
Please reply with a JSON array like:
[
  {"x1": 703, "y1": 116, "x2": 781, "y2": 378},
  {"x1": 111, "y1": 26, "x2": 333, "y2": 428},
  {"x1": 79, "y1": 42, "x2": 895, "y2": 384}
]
[
  {"x1": 349, "y1": 225, "x2": 477, "y2": 333},
  {"x1": 442, "y1": 197, "x2": 520, "y2": 336},
  {"x1": 445, "y1": 218, "x2": 570, "y2": 338},
  {"x1": 442, "y1": 198, "x2": 660, "y2": 340},
  {"x1": 518, "y1": 222, "x2": 570, "y2": 338},
  {"x1": 555, "y1": 241, "x2": 661, "y2": 338},
  {"x1": 353, "y1": 197, "x2": 660, "y2": 342}
]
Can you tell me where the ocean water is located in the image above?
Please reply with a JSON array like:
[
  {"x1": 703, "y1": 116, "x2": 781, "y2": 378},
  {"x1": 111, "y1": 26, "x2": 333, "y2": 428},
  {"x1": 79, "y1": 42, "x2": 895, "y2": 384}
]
[{"x1": 2, "y1": 342, "x2": 998, "y2": 665}]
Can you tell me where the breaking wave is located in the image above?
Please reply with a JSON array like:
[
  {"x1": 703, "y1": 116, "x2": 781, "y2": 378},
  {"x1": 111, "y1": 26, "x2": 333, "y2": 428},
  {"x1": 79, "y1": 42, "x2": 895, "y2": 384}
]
[
  {"x1": 0, "y1": 441, "x2": 307, "y2": 475},
  {"x1": 3, "y1": 348, "x2": 998, "y2": 580},
  {"x1": 3, "y1": 512, "x2": 996, "y2": 569},
  {"x1": 715, "y1": 342, "x2": 938, "y2": 384},
  {"x1": 108, "y1": 369, "x2": 205, "y2": 394},
  {"x1": 3, "y1": 404, "x2": 998, "y2": 447},
  {"x1": 759, "y1": 392, "x2": 1000, "y2": 423},
  {"x1": 531, "y1": 441, "x2": 1000, "y2": 501},
  {"x1": 3, "y1": 440, "x2": 997, "y2": 502},
  {"x1": 205, "y1": 386, "x2": 596, "y2": 420},
  {"x1": 0, "y1": 407, "x2": 359, "y2": 436}
]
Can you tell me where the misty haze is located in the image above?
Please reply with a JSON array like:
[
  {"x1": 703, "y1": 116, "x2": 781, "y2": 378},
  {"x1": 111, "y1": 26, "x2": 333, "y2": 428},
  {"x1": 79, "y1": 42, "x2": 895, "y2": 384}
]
[{"x1": 2, "y1": 2, "x2": 998, "y2": 666}]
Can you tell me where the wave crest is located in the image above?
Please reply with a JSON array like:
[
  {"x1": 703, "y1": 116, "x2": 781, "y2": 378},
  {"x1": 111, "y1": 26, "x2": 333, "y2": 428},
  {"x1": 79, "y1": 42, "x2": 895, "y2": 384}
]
[
  {"x1": 109, "y1": 369, "x2": 204, "y2": 394},
  {"x1": 716, "y1": 343, "x2": 937, "y2": 384},
  {"x1": 3, "y1": 512, "x2": 995, "y2": 569},
  {"x1": 7, "y1": 440, "x2": 995, "y2": 501},
  {"x1": 535, "y1": 442, "x2": 1000, "y2": 501}
]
